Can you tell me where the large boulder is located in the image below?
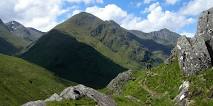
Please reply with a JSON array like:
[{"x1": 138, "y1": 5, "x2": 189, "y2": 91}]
[
  {"x1": 23, "y1": 84, "x2": 116, "y2": 106},
  {"x1": 107, "y1": 70, "x2": 134, "y2": 93},
  {"x1": 176, "y1": 7, "x2": 213, "y2": 75},
  {"x1": 177, "y1": 35, "x2": 211, "y2": 75}
]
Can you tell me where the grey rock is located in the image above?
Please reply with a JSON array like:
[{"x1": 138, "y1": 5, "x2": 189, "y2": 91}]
[
  {"x1": 174, "y1": 81, "x2": 190, "y2": 106},
  {"x1": 196, "y1": 7, "x2": 213, "y2": 63},
  {"x1": 23, "y1": 84, "x2": 116, "y2": 106},
  {"x1": 60, "y1": 84, "x2": 116, "y2": 106},
  {"x1": 165, "y1": 47, "x2": 177, "y2": 64},
  {"x1": 176, "y1": 7, "x2": 213, "y2": 75},
  {"x1": 176, "y1": 35, "x2": 211, "y2": 75},
  {"x1": 45, "y1": 93, "x2": 62, "y2": 102},
  {"x1": 22, "y1": 100, "x2": 45, "y2": 106},
  {"x1": 107, "y1": 70, "x2": 133, "y2": 94},
  {"x1": 60, "y1": 85, "x2": 85, "y2": 100}
]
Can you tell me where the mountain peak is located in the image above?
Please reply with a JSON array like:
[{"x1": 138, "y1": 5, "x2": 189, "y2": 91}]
[
  {"x1": 72, "y1": 12, "x2": 101, "y2": 22},
  {"x1": 6, "y1": 21, "x2": 25, "y2": 31},
  {"x1": 160, "y1": 28, "x2": 170, "y2": 32}
]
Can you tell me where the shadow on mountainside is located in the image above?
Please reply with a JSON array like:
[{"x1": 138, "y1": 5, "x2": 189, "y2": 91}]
[
  {"x1": 22, "y1": 29, "x2": 127, "y2": 89},
  {"x1": 0, "y1": 37, "x2": 19, "y2": 55}
]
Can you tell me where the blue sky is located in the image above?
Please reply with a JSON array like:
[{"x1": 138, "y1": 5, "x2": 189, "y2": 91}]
[{"x1": 0, "y1": 0, "x2": 212, "y2": 37}]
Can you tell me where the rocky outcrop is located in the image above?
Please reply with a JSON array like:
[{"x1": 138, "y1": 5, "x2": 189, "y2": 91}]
[
  {"x1": 107, "y1": 70, "x2": 134, "y2": 94},
  {"x1": 176, "y1": 35, "x2": 211, "y2": 75},
  {"x1": 22, "y1": 84, "x2": 116, "y2": 106},
  {"x1": 165, "y1": 47, "x2": 177, "y2": 64},
  {"x1": 175, "y1": 81, "x2": 190, "y2": 106},
  {"x1": 176, "y1": 7, "x2": 213, "y2": 75}
]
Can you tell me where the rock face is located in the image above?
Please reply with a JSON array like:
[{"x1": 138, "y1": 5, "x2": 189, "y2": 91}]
[
  {"x1": 176, "y1": 7, "x2": 213, "y2": 75},
  {"x1": 197, "y1": 7, "x2": 213, "y2": 62},
  {"x1": 177, "y1": 36, "x2": 211, "y2": 75},
  {"x1": 107, "y1": 70, "x2": 133, "y2": 93},
  {"x1": 22, "y1": 84, "x2": 116, "y2": 106}
]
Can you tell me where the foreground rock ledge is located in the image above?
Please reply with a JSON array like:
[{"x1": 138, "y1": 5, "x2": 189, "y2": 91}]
[{"x1": 22, "y1": 84, "x2": 116, "y2": 106}]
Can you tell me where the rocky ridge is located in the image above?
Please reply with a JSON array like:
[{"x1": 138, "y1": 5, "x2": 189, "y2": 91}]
[
  {"x1": 22, "y1": 84, "x2": 116, "y2": 106},
  {"x1": 174, "y1": 7, "x2": 213, "y2": 106},
  {"x1": 176, "y1": 7, "x2": 213, "y2": 75}
]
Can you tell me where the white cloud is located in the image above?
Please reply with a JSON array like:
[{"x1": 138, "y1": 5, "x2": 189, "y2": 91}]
[
  {"x1": 66, "y1": 0, "x2": 103, "y2": 4},
  {"x1": 0, "y1": 0, "x2": 102, "y2": 32},
  {"x1": 85, "y1": 3, "x2": 194, "y2": 32},
  {"x1": 180, "y1": 0, "x2": 213, "y2": 16},
  {"x1": 180, "y1": 32, "x2": 195, "y2": 37},
  {"x1": 0, "y1": 0, "x2": 65, "y2": 31},
  {"x1": 165, "y1": 0, "x2": 178, "y2": 5}
]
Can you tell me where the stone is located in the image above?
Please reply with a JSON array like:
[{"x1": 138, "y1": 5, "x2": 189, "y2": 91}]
[
  {"x1": 22, "y1": 100, "x2": 45, "y2": 106},
  {"x1": 60, "y1": 85, "x2": 85, "y2": 100},
  {"x1": 175, "y1": 7, "x2": 213, "y2": 75},
  {"x1": 23, "y1": 84, "x2": 116, "y2": 106},
  {"x1": 60, "y1": 84, "x2": 116, "y2": 106},
  {"x1": 176, "y1": 35, "x2": 211, "y2": 75},
  {"x1": 45, "y1": 93, "x2": 63, "y2": 102},
  {"x1": 107, "y1": 70, "x2": 133, "y2": 93},
  {"x1": 174, "y1": 81, "x2": 190, "y2": 106},
  {"x1": 196, "y1": 7, "x2": 213, "y2": 63},
  {"x1": 165, "y1": 47, "x2": 177, "y2": 64}
]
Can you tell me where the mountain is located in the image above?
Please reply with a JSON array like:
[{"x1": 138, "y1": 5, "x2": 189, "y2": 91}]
[
  {"x1": 22, "y1": 12, "x2": 179, "y2": 88},
  {"x1": 6, "y1": 21, "x2": 44, "y2": 44},
  {"x1": 0, "y1": 54, "x2": 73, "y2": 106},
  {"x1": 55, "y1": 12, "x2": 174, "y2": 68},
  {"x1": 22, "y1": 30, "x2": 126, "y2": 88},
  {"x1": 130, "y1": 28, "x2": 180, "y2": 47},
  {"x1": 0, "y1": 19, "x2": 28, "y2": 55}
]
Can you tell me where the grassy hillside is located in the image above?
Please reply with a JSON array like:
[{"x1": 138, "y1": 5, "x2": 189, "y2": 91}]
[
  {"x1": 113, "y1": 60, "x2": 183, "y2": 106},
  {"x1": 22, "y1": 30, "x2": 126, "y2": 88},
  {"x1": 47, "y1": 60, "x2": 213, "y2": 106},
  {"x1": 0, "y1": 54, "x2": 72, "y2": 106}
]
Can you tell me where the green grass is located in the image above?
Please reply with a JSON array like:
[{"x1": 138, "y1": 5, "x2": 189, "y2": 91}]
[
  {"x1": 112, "y1": 60, "x2": 182, "y2": 106},
  {"x1": 187, "y1": 68, "x2": 213, "y2": 106},
  {"x1": 0, "y1": 54, "x2": 73, "y2": 106}
]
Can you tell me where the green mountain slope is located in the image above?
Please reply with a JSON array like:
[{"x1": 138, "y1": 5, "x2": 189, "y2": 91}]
[
  {"x1": 22, "y1": 30, "x2": 126, "y2": 88},
  {"x1": 0, "y1": 19, "x2": 28, "y2": 55},
  {"x1": 0, "y1": 54, "x2": 72, "y2": 106},
  {"x1": 55, "y1": 12, "x2": 175, "y2": 69}
]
